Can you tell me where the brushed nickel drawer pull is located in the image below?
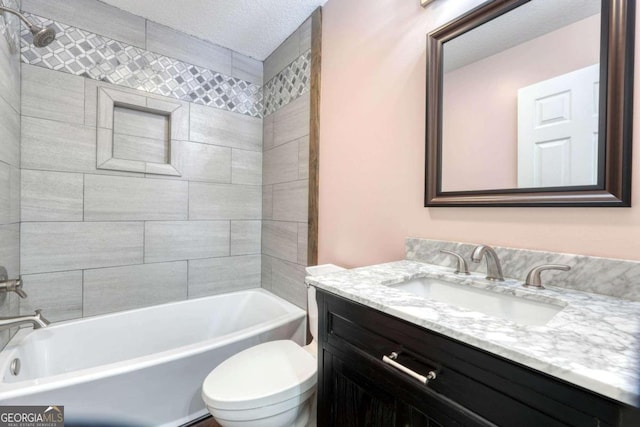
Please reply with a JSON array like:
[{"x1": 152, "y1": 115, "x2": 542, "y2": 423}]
[{"x1": 382, "y1": 352, "x2": 437, "y2": 385}]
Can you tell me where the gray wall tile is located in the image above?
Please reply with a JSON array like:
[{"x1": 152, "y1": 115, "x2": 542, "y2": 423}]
[
  {"x1": 21, "y1": 116, "x2": 97, "y2": 173},
  {"x1": 0, "y1": 163, "x2": 18, "y2": 225},
  {"x1": 0, "y1": 224, "x2": 19, "y2": 277},
  {"x1": 20, "y1": 271, "x2": 83, "y2": 322},
  {"x1": 0, "y1": 162, "x2": 10, "y2": 224},
  {"x1": 22, "y1": 0, "x2": 147, "y2": 48},
  {"x1": 83, "y1": 262, "x2": 187, "y2": 316},
  {"x1": 264, "y1": 32, "x2": 300, "y2": 84},
  {"x1": 0, "y1": 22, "x2": 20, "y2": 113},
  {"x1": 84, "y1": 175, "x2": 187, "y2": 221},
  {"x1": 173, "y1": 141, "x2": 231, "y2": 183},
  {"x1": 232, "y1": 149, "x2": 262, "y2": 185},
  {"x1": 263, "y1": 140, "x2": 299, "y2": 185},
  {"x1": 145, "y1": 221, "x2": 230, "y2": 263},
  {"x1": 0, "y1": 14, "x2": 20, "y2": 346},
  {"x1": 21, "y1": 170, "x2": 83, "y2": 221},
  {"x1": 263, "y1": 113, "x2": 275, "y2": 151},
  {"x1": 261, "y1": 254, "x2": 273, "y2": 292},
  {"x1": 231, "y1": 220, "x2": 261, "y2": 255},
  {"x1": 273, "y1": 93, "x2": 310, "y2": 146},
  {"x1": 9, "y1": 166, "x2": 19, "y2": 224},
  {"x1": 189, "y1": 255, "x2": 260, "y2": 298},
  {"x1": 0, "y1": 292, "x2": 19, "y2": 348},
  {"x1": 273, "y1": 180, "x2": 308, "y2": 223},
  {"x1": 261, "y1": 19, "x2": 311, "y2": 306},
  {"x1": 298, "y1": 136, "x2": 309, "y2": 179},
  {"x1": 147, "y1": 97, "x2": 189, "y2": 141},
  {"x1": 231, "y1": 53, "x2": 263, "y2": 85},
  {"x1": 298, "y1": 222, "x2": 308, "y2": 266},
  {"x1": 262, "y1": 220, "x2": 298, "y2": 263},
  {"x1": 0, "y1": 96, "x2": 19, "y2": 167},
  {"x1": 146, "y1": 21, "x2": 232, "y2": 75},
  {"x1": 0, "y1": 293, "x2": 10, "y2": 348},
  {"x1": 299, "y1": 17, "x2": 312, "y2": 53},
  {"x1": 21, "y1": 222, "x2": 144, "y2": 274},
  {"x1": 22, "y1": 65, "x2": 85, "y2": 124},
  {"x1": 263, "y1": 185, "x2": 273, "y2": 220},
  {"x1": 270, "y1": 256, "x2": 307, "y2": 308},
  {"x1": 113, "y1": 106, "x2": 169, "y2": 140},
  {"x1": 113, "y1": 134, "x2": 167, "y2": 164},
  {"x1": 189, "y1": 182, "x2": 261, "y2": 220},
  {"x1": 190, "y1": 103, "x2": 262, "y2": 152}
]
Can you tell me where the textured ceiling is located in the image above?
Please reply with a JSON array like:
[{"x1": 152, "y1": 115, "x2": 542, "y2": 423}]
[
  {"x1": 99, "y1": 0, "x2": 328, "y2": 60},
  {"x1": 444, "y1": 0, "x2": 601, "y2": 72}
]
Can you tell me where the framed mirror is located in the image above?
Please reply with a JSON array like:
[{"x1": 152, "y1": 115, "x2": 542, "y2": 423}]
[{"x1": 425, "y1": 0, "x2": 635, "y2": 207}]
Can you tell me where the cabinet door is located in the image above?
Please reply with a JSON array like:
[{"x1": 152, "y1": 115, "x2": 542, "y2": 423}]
[
  {"x1": 321, "y1": 347, "x2": 490, "y2": 427},
  {"x1": 322, "y1": 350, "x2": 399, "y2": 427}
]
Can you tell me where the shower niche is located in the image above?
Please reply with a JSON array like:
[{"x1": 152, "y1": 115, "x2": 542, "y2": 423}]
[{"x1": 96, "y1": 86, "x2": 187, "y2": 176}]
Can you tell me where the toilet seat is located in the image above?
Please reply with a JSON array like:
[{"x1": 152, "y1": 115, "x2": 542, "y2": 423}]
[{"x1": 202, "y1": 340, "x2": 317, "y2": 413}]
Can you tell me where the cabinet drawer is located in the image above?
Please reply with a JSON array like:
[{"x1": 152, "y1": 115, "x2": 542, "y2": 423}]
[{"x1": 318, "y1": 290, "x2": 623, "y2": 427}]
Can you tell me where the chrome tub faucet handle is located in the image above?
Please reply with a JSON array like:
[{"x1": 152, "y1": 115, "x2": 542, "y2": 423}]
[
  {"x1": 0, "y1": 276, "x2": 27, "y2": 298},
  {"x1": 0, "y1": 266, "x2": 27, "y2": 298}
]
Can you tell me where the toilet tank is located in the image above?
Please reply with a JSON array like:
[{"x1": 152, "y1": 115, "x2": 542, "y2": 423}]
[{"x1": 305, "y1": 264, "x2": 346, "y2": 345}]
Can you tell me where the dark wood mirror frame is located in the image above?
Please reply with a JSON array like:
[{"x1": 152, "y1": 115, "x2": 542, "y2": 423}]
[{"x1": 425, "y1": 0, "x2": 635, "y2": 207}]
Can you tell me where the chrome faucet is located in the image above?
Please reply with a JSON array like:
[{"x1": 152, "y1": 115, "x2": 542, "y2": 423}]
[
  {"x1": 471, "y1": 244, "x2": 504, "y2": 281},
  {"x1": 0, "y1": 310, "x2": 49, "y2": 331}
]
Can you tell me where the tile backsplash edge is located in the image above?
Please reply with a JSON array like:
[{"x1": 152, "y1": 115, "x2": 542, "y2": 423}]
[{"x1": 406, "y1": 237, "x2": 640, "y2": 301}]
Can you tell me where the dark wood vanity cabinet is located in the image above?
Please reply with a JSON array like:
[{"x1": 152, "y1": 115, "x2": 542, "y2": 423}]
[{"x1": 316, "y1": 290, "x2": 638, "y2": 427}]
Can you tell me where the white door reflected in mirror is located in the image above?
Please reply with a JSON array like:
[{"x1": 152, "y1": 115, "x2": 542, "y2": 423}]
[{"x1": 517, "y1": 64, "x2": 599, "y2": 188}]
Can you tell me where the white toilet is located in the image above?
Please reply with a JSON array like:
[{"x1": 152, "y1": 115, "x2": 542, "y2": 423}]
[{"x1": 201, "y1": 264, "x2": 345, "y2": 427}]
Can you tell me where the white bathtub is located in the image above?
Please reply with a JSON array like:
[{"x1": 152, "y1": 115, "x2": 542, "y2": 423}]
[{"x1": 0, "y1": 289, "x2": 307, "y2": 427}]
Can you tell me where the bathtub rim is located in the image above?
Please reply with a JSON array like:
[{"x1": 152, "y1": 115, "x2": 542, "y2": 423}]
[{"x1": 0, "y1": 288, "x2": 307, "y2": 401}]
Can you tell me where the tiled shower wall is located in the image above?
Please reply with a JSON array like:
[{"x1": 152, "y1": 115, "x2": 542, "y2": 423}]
[
  {"x1": 261, "y1": 19, "x2": 313, "y2": 309},
  {"x1": 18, "y1": 0, "x2": 263, "y2": 322},
  {"x1": 0, "y1": 0, "x2": 21, "y2": 347}
]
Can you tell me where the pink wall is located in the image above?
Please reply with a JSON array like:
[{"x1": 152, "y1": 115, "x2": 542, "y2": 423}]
[
  {"x1": 318, "y1": 0, "x2": 640, "y2": 267},
  {"x1": 442, "y1": 15, "x2": 600, "y2": 191}
]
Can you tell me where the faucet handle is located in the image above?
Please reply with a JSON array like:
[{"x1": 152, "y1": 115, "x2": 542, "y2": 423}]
[
  {"x1": 524, "y1": 264, "x2": 571, "y2": 289},
  {"x1": 13, "y1": 277, "x2": 26, "y2": 299},
  {"x1": 439, "y1": 250, "x2": 470, "y2": 275},
  {"x1": 0, "y1": 276, "x2": 27, "y2": 299}
]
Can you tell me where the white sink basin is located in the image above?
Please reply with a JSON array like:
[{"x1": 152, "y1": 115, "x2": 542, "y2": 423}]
[{"x1": 391, "y1": 277, "x2": 563, "y2": 326}]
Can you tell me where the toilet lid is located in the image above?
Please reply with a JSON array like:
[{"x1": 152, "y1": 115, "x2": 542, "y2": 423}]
[{"x1": 202, "y1": 340, "x2": 317, "y2": 411}]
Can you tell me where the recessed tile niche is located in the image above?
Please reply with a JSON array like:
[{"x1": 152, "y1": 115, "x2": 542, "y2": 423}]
[{"x1": 96, "y1": 87, "x2": 187, "y2": 175}]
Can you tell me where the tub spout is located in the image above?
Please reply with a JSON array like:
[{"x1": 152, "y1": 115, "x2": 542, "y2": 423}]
[{"x1": 0, "y1": 309, "x2": 49, "y2": 331}]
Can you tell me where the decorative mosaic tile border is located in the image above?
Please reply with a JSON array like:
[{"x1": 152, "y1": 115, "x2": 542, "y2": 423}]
[
  {"x1": 17, "y1": 11, "x2": 311, "y2": 118},
  {"x1": 263, "y1": 51, "x2": 311, "y2": 117},
  {"x1": 20, "y1": 13, "x2": 263, "y2": 117}
]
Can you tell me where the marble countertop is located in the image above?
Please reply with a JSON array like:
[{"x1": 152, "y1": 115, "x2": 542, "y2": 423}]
[{"x1": 306, "y1": 260, "x2": 640, "y2": 406}]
